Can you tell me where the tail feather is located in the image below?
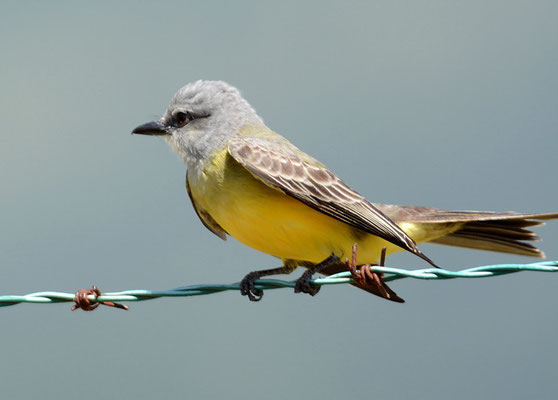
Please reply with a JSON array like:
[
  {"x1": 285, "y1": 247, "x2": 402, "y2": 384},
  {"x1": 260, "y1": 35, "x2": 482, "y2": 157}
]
[
  {"x1": 459, "y1": 223, "x2": 540, "y2": 241},
  {"x1": 430, "y1": 215, "x2": 554, "y2": 258},
  {"x1": 432, "y1": 230, "x2": 544, "y2": 257},
  {"x1": 376, "y1": 205, "x2": 558, "y2": 259}
]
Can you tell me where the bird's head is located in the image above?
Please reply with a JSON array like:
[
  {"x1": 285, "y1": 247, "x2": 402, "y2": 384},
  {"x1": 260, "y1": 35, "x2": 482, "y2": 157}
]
[{"x1": 132, "y1": 80, "x2": 263, "y2": 168}]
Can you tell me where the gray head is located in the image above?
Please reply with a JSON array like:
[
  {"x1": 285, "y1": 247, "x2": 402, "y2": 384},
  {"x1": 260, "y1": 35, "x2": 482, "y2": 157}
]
[{"x1": 132, "y1": 80, "x2": 264, "y2": 170}]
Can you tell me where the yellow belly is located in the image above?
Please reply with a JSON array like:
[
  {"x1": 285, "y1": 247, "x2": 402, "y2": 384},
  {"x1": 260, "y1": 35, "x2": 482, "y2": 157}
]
[{"x1": 188, "y1": 150, "x2": 404, "y2": 264}]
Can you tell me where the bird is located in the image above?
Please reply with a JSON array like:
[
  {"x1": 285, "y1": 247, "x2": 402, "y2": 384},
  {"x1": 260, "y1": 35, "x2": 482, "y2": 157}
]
[{"x1": 132, "y1": 80, "x2": 558, "y2": 303}]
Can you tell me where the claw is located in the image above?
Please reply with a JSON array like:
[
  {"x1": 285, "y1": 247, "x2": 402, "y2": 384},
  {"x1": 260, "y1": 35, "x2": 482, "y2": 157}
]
[
  {"x1": 294, "y1": 269, "x2": 321, "y2": 296},
  {"x1": 240, "y1": 272, "x2": 264, "y2": 301},
  {"x1": 294, "y1": 254, "x2": 339, "y2": 297}
]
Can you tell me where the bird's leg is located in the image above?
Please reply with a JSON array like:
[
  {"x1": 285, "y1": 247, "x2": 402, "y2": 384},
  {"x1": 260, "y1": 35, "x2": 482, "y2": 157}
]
[
  {"x1": 294, "y1": 254, "x2": 341, "y2": 296},
  {"x1": 346, "y1": 244, "x2": 389, "y2": 297},
  {"x1": 240, "y1": 264, "x2": 297, "y2": 302}
]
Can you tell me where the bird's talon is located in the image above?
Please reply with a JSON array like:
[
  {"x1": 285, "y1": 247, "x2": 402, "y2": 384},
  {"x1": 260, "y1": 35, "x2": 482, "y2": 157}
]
[
  {"x1": 240, "y1": 272, "x2": 264, "y2": 302},
  {"x1": 294, "y1": 270, "x2": 321, "y2": 296},
  {"x1": 248, "y1": 290, "x2": 263, "y2": 302}
]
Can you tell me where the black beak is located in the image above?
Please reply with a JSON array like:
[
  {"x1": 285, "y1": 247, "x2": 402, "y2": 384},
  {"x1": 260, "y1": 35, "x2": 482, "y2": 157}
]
[{"x1": 131, "y1": 120, "x2": 169, "y2": 136}]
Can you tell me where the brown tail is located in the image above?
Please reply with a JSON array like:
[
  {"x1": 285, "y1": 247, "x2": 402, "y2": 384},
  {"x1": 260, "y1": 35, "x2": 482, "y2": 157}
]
[
  {"x1": 431, "y1": 218, "x2": 547, "y2": 257},
  {"x1": 377, "y1": 205, "x2": 558, "y2": 258}
]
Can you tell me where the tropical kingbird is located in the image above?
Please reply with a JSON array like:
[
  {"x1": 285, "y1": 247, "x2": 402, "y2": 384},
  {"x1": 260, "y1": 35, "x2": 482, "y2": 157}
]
[{"x1": 133, "y1": 80, "x2": 557, "y2": 302}]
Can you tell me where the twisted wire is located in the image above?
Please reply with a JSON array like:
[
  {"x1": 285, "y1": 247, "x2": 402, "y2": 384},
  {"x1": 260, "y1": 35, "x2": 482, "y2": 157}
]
[{"x1": 1, "y1": 261, "x2": 557, "y2": 308}]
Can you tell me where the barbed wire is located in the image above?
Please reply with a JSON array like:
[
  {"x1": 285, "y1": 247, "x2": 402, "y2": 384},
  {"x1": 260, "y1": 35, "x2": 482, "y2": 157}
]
[{"x1": 1, "y1": 260, "x2": 557, "y2": 310}]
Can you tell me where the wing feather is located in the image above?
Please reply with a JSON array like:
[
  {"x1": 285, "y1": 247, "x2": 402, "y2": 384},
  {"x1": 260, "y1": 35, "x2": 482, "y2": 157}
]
[{"x1": 228, "y1": 136, "x2": 437, "y2": 266}]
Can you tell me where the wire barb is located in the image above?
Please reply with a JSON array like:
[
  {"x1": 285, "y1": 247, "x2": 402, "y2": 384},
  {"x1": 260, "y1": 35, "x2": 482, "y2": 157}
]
[
  {"x1": 347, "y1": 245, "x2": 388, "y2": 296},
  {"x1": 72, "y1": 286, "x2": 129, "y2": 311},
  {"x1": 1, "y1": 260, "x2": 557, "y2": 310}
]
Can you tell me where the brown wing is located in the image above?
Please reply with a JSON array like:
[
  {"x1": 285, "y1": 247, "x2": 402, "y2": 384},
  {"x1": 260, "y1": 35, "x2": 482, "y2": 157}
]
[
  {"x1": 228, "y1": 135, "x2": 437, "y2": 267},
  {"x1": 186, "y1": 175, "x2": 228, "y2": 240},
  {"x1": 377, "y1": 204, "x2": 558, "y2": 257}
]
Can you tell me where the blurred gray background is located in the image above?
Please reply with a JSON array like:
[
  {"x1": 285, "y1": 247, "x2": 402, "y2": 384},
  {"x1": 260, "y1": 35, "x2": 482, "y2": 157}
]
[{"x1": 1, "y1": 1, "x2": 557, "y2": 399}]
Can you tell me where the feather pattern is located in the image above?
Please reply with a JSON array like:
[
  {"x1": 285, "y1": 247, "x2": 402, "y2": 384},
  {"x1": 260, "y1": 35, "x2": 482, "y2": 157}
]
[
  {"x1": 377, "y1": 204, "x2": 558, "y2": 257},
  {"x1": 228, "y1": 136, "x2": 438, "y2": 267}
]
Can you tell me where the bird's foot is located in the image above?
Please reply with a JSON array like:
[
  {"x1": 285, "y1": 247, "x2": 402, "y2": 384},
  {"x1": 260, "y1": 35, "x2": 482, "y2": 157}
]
[
  {"x1": 294, "y1": 269, "x2": 321, "y2": 296},
  {"x1": 294, "y1": 254, "x2": 340, "y2": 297},
  {"x1": 240, "y1": 272, "x2": 264, "y2": 302},
  {"x1": 346, "y1": 244, "x2": 389, "y2": 296},
  {"x1": 240, "y1": 265, "x2": 298, "y2": 302}
]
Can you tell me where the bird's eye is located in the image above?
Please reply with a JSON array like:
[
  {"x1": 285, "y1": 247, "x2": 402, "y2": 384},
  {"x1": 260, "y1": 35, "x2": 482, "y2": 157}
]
[
  {"x1": 174, "y1": 111, "x2": 190, "y2": 127},
  {"x1": 172, "y1": 111, "x2": 210, "y2": 128}
]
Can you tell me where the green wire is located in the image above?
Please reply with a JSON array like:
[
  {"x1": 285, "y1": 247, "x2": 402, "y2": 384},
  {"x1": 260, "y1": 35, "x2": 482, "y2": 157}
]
[{"x1": 1, "y1": 261, "x2": 557, "y2": 308}]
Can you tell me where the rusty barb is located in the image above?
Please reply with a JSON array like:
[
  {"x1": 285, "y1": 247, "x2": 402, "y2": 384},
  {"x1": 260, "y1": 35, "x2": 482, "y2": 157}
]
[{"x1": 72, "y1": 286, "x2": 129, "y2": 311}]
